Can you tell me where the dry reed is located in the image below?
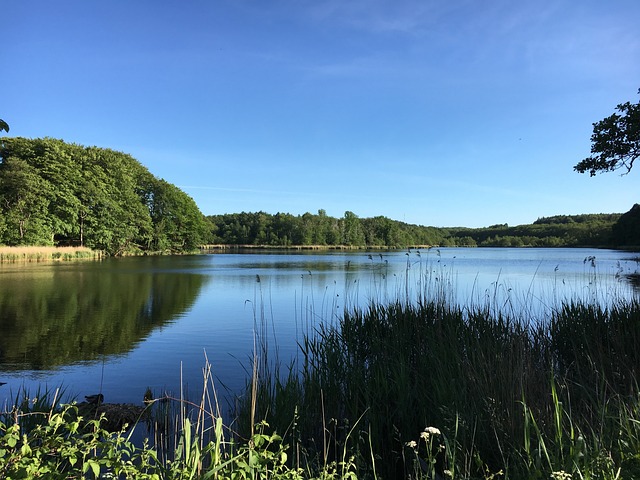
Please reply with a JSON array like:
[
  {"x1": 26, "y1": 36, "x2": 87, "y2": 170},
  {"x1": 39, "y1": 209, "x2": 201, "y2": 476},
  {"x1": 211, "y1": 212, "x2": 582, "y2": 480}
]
[{"x1": 0, "y1": 246, "x2": 102, "y2": 262}]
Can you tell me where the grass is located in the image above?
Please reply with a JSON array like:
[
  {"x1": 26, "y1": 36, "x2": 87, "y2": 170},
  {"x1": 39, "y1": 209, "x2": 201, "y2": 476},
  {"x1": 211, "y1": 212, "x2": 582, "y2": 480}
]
[
  {"x1": 0, "y1": 246, "x2": 103, "y2": 262},
  {"x1": 233, "y1": 270, "x2": 640, "y2": 479},
  {"x1": 0, "y1": 360, "x2": 357, "y2": 479}
]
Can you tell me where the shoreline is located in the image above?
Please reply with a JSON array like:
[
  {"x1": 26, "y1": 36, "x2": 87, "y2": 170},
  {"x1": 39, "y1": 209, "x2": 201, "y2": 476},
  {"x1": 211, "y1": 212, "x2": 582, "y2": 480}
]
[
  {"x1": 199, "y1": 243, "x2": 437, "y2": 251},
  {"x1": 0, "y1": 246, "x2": 103, "y2": 262}
]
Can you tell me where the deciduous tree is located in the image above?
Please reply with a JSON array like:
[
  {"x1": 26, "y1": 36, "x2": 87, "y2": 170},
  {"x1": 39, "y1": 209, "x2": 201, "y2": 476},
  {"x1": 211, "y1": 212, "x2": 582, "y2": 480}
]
[
  {"x1": 0, "y1": 137, "x2": 204, "y2": 254},
  {"x1": 575, "y1": 89, "x2": 640, "y2": 176}
]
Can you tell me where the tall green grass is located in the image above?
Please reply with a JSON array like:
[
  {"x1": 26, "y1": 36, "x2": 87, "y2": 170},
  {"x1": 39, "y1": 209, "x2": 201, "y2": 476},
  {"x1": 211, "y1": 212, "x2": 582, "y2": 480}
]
[
  {"x1": 0, "y1": 358, "x2": 356, "y2": 479},
  {"x1": 234, "y1": 273, "x2": 640, "y2": 479}
]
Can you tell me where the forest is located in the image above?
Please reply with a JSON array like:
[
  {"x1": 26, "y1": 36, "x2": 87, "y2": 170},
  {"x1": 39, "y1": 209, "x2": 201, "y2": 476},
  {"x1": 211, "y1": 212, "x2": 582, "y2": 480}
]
[
  {"x1": 206, "y1": 209, "x2": 637, "y2": 249},
  {"x1": 0, "y1": 137, "x2": 209, "y2": 255},
  {"x1": 0, "y1": 137, "x2": 637, "y2": 254}
]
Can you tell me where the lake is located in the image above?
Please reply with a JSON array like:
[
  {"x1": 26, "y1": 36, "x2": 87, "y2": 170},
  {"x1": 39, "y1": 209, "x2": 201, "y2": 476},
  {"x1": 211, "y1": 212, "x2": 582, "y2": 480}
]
[{"x1": 1, "y1": 247, "x2": 638, "y2": 412}]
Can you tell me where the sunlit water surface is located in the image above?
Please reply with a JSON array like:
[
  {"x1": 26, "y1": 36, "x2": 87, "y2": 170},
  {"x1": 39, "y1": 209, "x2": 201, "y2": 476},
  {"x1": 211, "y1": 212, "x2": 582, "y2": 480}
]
[{"x1": 0, "y1": 248, "x2": 638, "y2": 412}]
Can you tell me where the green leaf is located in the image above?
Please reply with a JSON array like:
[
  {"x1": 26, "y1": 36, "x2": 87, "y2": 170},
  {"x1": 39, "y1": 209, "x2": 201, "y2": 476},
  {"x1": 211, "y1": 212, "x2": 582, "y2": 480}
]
[{"x1": 88, "y1": 459, "x2": 101, "y2": 477}]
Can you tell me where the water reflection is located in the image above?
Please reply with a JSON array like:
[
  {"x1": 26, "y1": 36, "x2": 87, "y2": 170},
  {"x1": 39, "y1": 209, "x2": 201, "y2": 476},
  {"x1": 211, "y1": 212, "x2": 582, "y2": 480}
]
[
  {"x1": 0, "y1": 249, "x2": 637, "y2": 408},
  {"x1": 0, "y1": 258, "x2": 208, "y2": 370},
  {"x1": 626, "y1": 273, "x2": 640, "y2": 291}
]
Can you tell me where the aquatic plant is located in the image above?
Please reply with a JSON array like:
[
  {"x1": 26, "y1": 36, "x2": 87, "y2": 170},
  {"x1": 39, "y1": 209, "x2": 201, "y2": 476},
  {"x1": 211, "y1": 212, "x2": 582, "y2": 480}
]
[
  {"x1": 233, "y1": 271, "x2": 640, "y2": 479},
  {"x1": 0, "y1": 246, "x2": 102, "y2": 262}
]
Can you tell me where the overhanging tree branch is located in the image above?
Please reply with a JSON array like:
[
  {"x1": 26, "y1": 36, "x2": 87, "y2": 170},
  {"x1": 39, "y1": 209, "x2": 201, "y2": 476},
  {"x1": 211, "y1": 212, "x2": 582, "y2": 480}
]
[{"x1": 574, "y1": 89, "x2": 640, "y2": 176}]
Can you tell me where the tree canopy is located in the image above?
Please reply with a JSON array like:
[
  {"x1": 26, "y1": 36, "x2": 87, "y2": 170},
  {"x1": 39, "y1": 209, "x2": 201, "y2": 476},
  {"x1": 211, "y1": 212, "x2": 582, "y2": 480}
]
[
  {"x1": 0, "y1": 137, "x2": 208, "y2": 255},
  {"x1": 575, "y1": 89, "x2": 640, "y2": 176},
  {"x1": 205, "y1": 211, "x2": 628, "y2": 249},
  {"x1": 611, "y1": 203, "x2": 640, "y2": 247},
  {"x1": 0, "y1": 119, "x2": 8, "y2": 133}
]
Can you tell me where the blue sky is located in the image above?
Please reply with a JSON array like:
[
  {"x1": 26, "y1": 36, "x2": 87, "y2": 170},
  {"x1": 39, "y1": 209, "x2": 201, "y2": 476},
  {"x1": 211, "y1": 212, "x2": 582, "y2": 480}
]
[{"x1": 2, "y1": 1, "x2": 639, "y2": 227}]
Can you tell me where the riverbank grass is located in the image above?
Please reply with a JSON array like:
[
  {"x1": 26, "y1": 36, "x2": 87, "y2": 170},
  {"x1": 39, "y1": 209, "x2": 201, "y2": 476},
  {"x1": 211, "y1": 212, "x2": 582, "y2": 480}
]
[
  {"x1": 235, "y1": 293, "x2": 640, "y2": 479},
  {"x1": 0, "y1": 364, "x2": 353, "y2": 478},
  {"x1": 0, "y1": 246, "x2": 102, "y2": 262}
]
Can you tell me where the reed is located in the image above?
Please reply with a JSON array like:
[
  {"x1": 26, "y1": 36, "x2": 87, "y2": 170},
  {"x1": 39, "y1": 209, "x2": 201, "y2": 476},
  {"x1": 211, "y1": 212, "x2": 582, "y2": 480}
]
[
  {"x1": 0, "y1": 246, "x2": 102, "y2": 262},
  {"x1": 234, "y1": 271, "x2": 640, "y2": 479},
  {"x1": 0, "y1": 357, "x2": 354, "y2": 479}
]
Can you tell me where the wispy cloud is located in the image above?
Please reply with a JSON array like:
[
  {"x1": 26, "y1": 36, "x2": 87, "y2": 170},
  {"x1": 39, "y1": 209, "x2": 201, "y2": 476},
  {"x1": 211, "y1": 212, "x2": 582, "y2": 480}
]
[
  {"x1": 180, "y1": 185, "x2": 301, "y2": 196},
  {"x1": 303, "y1": 0, "x2": 462, "y2": 35}
]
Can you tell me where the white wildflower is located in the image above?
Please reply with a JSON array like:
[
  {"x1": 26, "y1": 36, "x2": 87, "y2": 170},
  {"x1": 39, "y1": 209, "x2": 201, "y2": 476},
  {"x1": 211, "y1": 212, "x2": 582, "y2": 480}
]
[
  {"x1": 424, "y1": 426, "x2": 441, "y2": 436},
  {"x1": 406, "y1": 440, "x2": 417, "y2": 449},
  {"x1": 551, "y1": 471, "x2": 572, "y2": 480}
]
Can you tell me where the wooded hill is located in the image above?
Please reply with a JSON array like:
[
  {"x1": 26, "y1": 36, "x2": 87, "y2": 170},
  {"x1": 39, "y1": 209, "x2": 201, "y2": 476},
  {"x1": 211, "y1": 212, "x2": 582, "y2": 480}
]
[
  {"x1": 206, "y1": 209, "x2": 638, "y2": 249},
  {"x1": 0, "y1": 137, "x2": 209, "y2": 255},
  {"x1": 1, "y1": 137, "x2": 637, "y2": 254}
]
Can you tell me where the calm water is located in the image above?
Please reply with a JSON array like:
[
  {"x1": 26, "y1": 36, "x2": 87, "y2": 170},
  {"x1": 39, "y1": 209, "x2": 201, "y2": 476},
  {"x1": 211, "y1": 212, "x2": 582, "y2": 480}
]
[{"x1": 0, "y1": 248, "x2": 638, "y2": 411}]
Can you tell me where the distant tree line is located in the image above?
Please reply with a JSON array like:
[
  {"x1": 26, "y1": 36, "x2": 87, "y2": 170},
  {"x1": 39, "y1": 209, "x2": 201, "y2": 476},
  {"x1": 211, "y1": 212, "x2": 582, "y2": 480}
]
[
  {"x1": 206, "y1": 209, "x2": 638, "y2": 248},
  {"x1": 206, "y1": 210, "x2": 462, "y2": 247},
  {"x1": 447, "y1": 213, "x2": 628, "y2": 248},
  {"x1": 0, "y1": 137, "x2": 209, "y2": 255}
]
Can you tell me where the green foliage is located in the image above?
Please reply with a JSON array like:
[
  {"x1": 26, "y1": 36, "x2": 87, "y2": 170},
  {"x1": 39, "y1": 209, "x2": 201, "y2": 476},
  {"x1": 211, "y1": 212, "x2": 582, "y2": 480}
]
[
  {"x1": 206, "y1": 211, "x2": 630, "y2": 249},
  {"x1": 0, "y1": 137, "x2": 207, "y2": 255},
  {"x1": 0, "y1": 385, "x2": 354, "y2": 479},
  {"x1": 206, "y1": 211, "x2": 462, "y2": 248},
  {"x1": 235, "y1": 287, "x2": 640, "y2": 479},
  {"x1": 611, "y1": 203, "x2": 640, "y2": 247},
  {"x1": 533, "y1": 213, "x2": 621, "y2": 225},
  {"x1": 0, "y1": 403, "x2": 162, "y2": 479},
  {"x1": 0, "y1": 119, "x2": 8, "y2": 133},
  {"x1": 148, "y1": 179, "x2": 209, "y2": 252},
  {"x1": 449, "y1": 213, "x2": 621, "y2": 247},
  {"x1": 575, "y1": 89, "x2": 640, "y2": 176}
]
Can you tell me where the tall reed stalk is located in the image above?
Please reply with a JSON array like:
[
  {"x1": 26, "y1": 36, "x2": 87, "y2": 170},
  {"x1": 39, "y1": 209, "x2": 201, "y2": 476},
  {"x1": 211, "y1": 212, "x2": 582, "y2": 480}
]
[{"x1": 234, "y1": 267, "x2": 640, "y2": 479}]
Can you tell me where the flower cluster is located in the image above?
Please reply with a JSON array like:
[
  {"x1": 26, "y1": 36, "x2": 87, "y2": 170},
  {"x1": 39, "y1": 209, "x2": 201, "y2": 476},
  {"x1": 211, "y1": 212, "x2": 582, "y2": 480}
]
[{"x1": 551, "y1": 471, "x2": 572, "y2": 480}]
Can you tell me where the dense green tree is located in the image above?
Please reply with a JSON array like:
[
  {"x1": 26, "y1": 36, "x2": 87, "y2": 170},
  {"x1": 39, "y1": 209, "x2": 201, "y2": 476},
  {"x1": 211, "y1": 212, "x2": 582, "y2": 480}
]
[
  {"x1": 447, "y1": 213, "x2": 620, "y2": 247},
  {"x1": 611, "y1": 204, "x2": 640, "y2": 247},
  {"x1": 342, "y1": 210, "x2": 365, "y2": 246},
  {"x1": 0, "y1": 119, "x2": 8, "y2": 133},
  {"x1": 206, "y1": 211, "x2": 624, "y2": 249},
  {"x1": 147, "y1": 179, "x2": 208, "y2": 252},
  {"x1": 0, "y1": 156, "x2": 53, "y2": 244},
  {"x1": 361, "y1": 216, "x2": 407, "y2": 246},
  {"x1": 15, "y1": 138, "x2": 82, "y2": 242},
  {"x1": 0, "y1": 137, "x2": 205, "y2": 254},
  {"x1": 575, "y1": 89, "x2": 640, "y2": 176}
]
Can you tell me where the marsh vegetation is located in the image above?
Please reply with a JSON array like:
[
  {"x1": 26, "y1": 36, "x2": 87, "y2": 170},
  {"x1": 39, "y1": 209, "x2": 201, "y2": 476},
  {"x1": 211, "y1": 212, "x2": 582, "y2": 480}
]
[
  {"x1": 235, "y1": 294, "x2": 640, "y2": 479},
  {"x1": 0, "y1": 246, "x2": 101, "y2": 262}
]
